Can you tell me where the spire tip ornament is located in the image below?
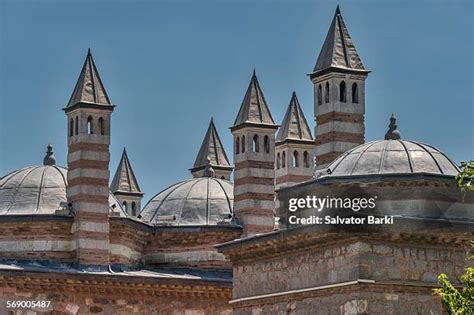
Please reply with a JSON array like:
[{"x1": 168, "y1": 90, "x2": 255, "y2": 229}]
[{"x1": 384, "y1": 113, "x2": 401, "y2": 140}]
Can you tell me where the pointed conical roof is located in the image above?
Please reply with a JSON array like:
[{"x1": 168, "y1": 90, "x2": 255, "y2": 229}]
[
  {"x1": 192, "y1": 118, "x2": 232, "y2": 172},
  {"x1": 312, "y1": 6, "x2": 367, "y2": 76},
  {"x1": 111, "y1": 148, "x2": 143, "y2": 195},
  {"x1": 276, "y1": 92, "x2": 313, "y2": 143},
  {"x1": 66, "y1": 49, "x2": 112, "y2": 108},
  {"x1": 232, "y1": 70, "x2": 277, "y2": 129}
]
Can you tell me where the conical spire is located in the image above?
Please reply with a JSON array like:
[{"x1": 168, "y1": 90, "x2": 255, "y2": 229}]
[
  {"x1": 384, "y1": 113, "x2": 401, "y2": 140},
  {"x1": 43, "y1": 144, "x2": 56, "y2": 166},
  {"x1": 192, "y1": 118, "x2": 232, "y2": 173},
  {"x1": 276, "y1": 92, "x2": 313, "y2": 143},
  {"x1": 111, "y1": 148, "x2": 143, "y2": 194},
  {"x1": 312, "y1": 6, "x2": 367, "y2": 75},
  {"x1": 232, "y1": 70, "x2": 276, "y2": 129},
  {"x1": 66, "y1": 49, "x2": 112, "y2": 108}
]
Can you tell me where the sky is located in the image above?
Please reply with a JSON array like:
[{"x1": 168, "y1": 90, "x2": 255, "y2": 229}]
[{"x1": 0, "y1": 0, "x2": 473, "y2": 202}]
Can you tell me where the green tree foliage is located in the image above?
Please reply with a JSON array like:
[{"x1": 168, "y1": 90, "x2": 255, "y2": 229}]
[
  {"x1": 433, "y1": 162, "x2": 474, "y2": 314},
  {"x1": 434, "y1": 269, "x2": 474, "y2": 314},
  {"x1": 456, "y1": 161, "x2": 474, "y2": 193}
]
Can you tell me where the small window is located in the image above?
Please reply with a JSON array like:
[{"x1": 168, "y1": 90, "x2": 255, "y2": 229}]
[
  {"x1": 98, "y1": 117, "x2": 105, "y2": 135},
  {"x1": 241, "y1": 135, "x2": 246, "y2": 153},
  {"x1": 282, "y1": 151, "x2": 286, "y2": 168},
  {"x1": 221, "y1": 176, "x2": 225, "y2": 179},
  {"x1": 292, "y1": 151, "x2": 299, "y2": 167},
  {"x1": 264, "y1": 135, "x2": 270, "y2": 153},
  {"x1": 235, "y1": 137, "x2": 240, "y2": 154},
  {"x1": 325, "y1": 82, "x2": 330, "y2": 103},
  {"x1": 87, "y1": 116, "x2": 93, "y2": 134},
  {"x1": 122, "y1": 201, "x2": 128, "y2": 214},
  {"x1": 75, "y1": 116, "x2": 79, "y2": 135},
  {"x1": 340, "y1": 81, "x2": 346, "y2": 102},
  {"x1": 276, "y1": 152, "x2": 281, "y2": 169},
  {"x1": 303, "y1": 151, "x2": 310, "y2": 168},
  {"x1": 318, "y1": 84, "x2": 323, "y2": 105},
  {"x1": 69, "y1": 118, "x2": 74, "y2": 137},
  {"x1": 131, "y1": 202, "x2": 136, "y2": 216},
  {"x1": 252, "y1": 135, "x2": 259, "y2": 153},
  {"x1": 352, "y1": 82, "x2": 359, "y2": 103}
]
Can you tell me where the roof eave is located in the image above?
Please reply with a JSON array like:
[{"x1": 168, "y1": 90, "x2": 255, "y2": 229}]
[
  {"x1": 309, "y1": 67, "x2": 371, "y2": 80},
  {"x1": 63, "y1": 102, "x2": 116, "y2": 113},
  {"x1": 230, "y1": 122, "x2": 279, "y2": 132}
]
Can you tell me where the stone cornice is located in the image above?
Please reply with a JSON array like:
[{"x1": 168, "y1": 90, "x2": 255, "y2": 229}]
[
  {"x1": 0, "y1": 269, "x2": 232, "y2": 299},
  {"x1": 216, "y1": 219, "x2": 473, "y2": 263},
  {"x1": 230, "y1": 280, "x2": 441, "y2": 308}
]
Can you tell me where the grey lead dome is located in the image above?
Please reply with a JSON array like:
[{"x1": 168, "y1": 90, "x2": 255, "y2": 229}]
[
  {"x1": 140, "y1": 177, "x2": 234, "y2": 226},
  {"x1": 0, "y1": 165, "x2": 127, "y2": 216},
  {"x1": 325, "y1": 140, "x2": 459, "y2": 177}
]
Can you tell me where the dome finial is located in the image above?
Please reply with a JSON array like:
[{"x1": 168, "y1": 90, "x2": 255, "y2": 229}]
[
  {"x1": 384, "y1": 113, "x2": 401, "y2": 140},
  {"x1": 203, "y1": 158, "x2": 215, "y2": 178},
  {"x1": 43, "y1": 143, "x2": 57, "y2": 166}
]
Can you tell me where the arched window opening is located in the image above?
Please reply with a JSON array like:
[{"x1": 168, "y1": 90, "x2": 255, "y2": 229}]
[
  {"x1": 122, "y1": 201, "x2": 128, "y2": 214},
  {"x1": 221, "y1": 176, "x2": 225, "y2": 179},
  {"x1": 252, "y1": 135, "x2": 259, "y2": 153},
  {"x1": 282, "y1": 151, "x2": 286, "y2": 168},
  {"x1": 98, "y1": 117, "x2": 105, "y2": 135},
  {"x1": 276, "y1": 152, "x2": 281, "y2": 169},
  {"x1": 131, "y1": 202, "x2": 136, "y2": 216},
  {"x1": 69, "y1": 118, "x2": 74, "y2": 137},
  {"x1": 75, "y1": 116, "x2": 79, "y2": 135},
  {"x1": 235, "y1": 137, "x2": 240, "y2": 154},
  {"x1": 292, "y1": 151, "x2": 299, "y2": 167},
  {"x1": 317, "y1": 84, "x2": 323, "y2": 105},
  {"x1": 352, "y1": 82, "x2": 359, "y2": 103},
  {"x1": 303, "y1": 151, "x2": 310, "y2": 168},
  {"x1": 325, "y1": 82, "x2": 330, "y2": 103},
  {"x1": 241, "y1": 135, "x2": 246, "y2": 153},
  {"x1": 87, "y1": 116, "x2": 94, "y2": 134},
  {"x1": 264, "y1": 135, "x2": 270, "y2": 153},
  {"x1": 340, "y1": 81, "x2": 346, "y2": 102}
]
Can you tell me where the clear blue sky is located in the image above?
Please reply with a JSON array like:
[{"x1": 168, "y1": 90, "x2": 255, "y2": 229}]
[{"x1": 1, "y1": 0, "x2": 473, "y2": 202}]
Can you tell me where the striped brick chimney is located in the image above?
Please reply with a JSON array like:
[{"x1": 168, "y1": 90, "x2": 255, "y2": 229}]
[
  {"x1": 64, "y1": 49, "x2": 114, "y2": 267},
  {"x1": 231, "y1": 70, "x2": 278, "y2": 236},
  {"x1": 309, "y1": 6, "x2": 370, "y2": 168}
]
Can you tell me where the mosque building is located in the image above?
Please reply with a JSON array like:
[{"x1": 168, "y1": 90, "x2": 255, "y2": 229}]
[{"x1": 0, "y1": 6, "x2": 472, "y2": 315}]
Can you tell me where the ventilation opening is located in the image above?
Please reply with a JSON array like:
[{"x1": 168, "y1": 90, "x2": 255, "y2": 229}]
[
  {"x1": 352, "y1": 82, "x2": 359, "y2": 103},
  {"x1": 252, "y1": 135, "x2": 259, "y2": 153},
  {"x1": 87, "y1": 116, "x2": 93, "y2": 134},
  {"x1": 98, "y1": 117, "x2": 105, "y2": 135},
  {"x1": 340, "y1": 81, "x2": 346, "y2": 102},
  {"x1": 236, "y1": 137, "x2": 240, "y2": 154},
  {"x1": 292, "y1": 151, "x2": 299, "y2": 167},
  {"x1": 264, "y1": 135, "x2": 270, "y2": 153}
]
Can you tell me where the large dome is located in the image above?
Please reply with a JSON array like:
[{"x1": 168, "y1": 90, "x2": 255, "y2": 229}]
[
  {"x1": 325, "y1": 140, "x2": 459, "y2": 177},
  {"x1": 140, "y1": 177, "x2": 234, "y2": 226},
  {"x1": 0, "y1": 165, "x2": 127, "y2": 216}
]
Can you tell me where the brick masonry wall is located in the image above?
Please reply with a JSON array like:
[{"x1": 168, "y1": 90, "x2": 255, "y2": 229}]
[
  {"x1": 145, "y1": 229, "x2": 241, "y2": 269},
  {"x1": 0, "y1": 219, "x2": 73, "y2": 262}
]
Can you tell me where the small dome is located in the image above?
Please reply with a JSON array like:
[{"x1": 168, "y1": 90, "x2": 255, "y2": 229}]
[
  {"x1": 0, "y1": 165, "x2": 127, "y2": 216},
  {"x1": 140, "y1": 178, "x2": 234, "y2": 226},
  {"x1": 326, "y1": 140, "x2": 459, "y2": 177}
]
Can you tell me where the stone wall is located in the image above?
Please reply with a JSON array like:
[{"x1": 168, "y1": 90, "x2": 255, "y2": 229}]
[
  {"x1": 231, "y1": 239, "x2": 468, "y2": 300},
  {"x1": 0, "y1": 272, "x2": 232, "y2": 315},
  {"x1": 0, "y1": 217, "x2": 241, "y2": 271},
  {"x1": 232, "y1": 284, "x2": 446, "y2": 315},
  {"x1": 218, "y1": 224, "x2": 471, "y2": 315},
  {"x1": 145, "y1": 227, "x2": 241, "y2": 269},
  {"x1": 0, "y1": 216, "x2": 73, "y2": 262}
]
